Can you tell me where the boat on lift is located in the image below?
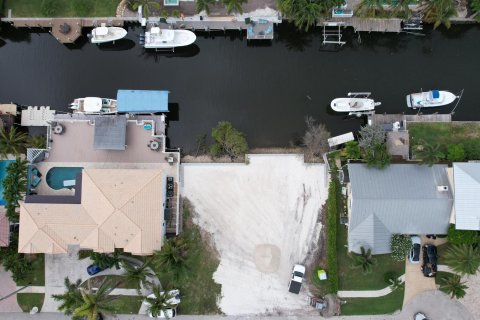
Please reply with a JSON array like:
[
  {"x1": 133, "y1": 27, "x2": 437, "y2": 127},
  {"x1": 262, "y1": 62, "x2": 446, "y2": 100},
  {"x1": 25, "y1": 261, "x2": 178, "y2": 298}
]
[
  {"x1": 70, "y1": 97, "x2": 117, "y2": 114},
  {"x1": 331, "y1": 92, "x2": 381, "y2": 115},
  {"x1": 90, "y1": 24, "x2": 127, "y2": 44},
  {"x1": 143, "y1": 26, "x2": 196, "y2": 51},
  {"x1": 406, "y1": 90, "x2": 458, "y2": 109}
]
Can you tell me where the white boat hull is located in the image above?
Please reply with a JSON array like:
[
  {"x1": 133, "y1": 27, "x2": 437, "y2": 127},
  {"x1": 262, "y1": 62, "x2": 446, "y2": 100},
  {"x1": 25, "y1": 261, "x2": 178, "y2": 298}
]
[
  {"x1": 70, "y1": 97, "x2": 117, "y2": 114},
  {"x1": 90, "y1": 27, "x2": 128, "y2": 44},
  {"x1": 406, "y1": 90, "x2": 457, "y2": 109},
  {"x1": 331, "y1": 98, "x2": 380, "y2": 112},
  {"x1": 144, "y1": 29, "x2": 196, "y2": 49}
]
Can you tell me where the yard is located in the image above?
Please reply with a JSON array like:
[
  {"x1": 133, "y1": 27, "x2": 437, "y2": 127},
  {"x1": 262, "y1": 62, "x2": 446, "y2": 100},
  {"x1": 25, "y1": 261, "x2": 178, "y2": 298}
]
[
  {"x1": 4, "y1": 0, "x2": 121, "y2": 17},
  {"x1": 341, "y1": 285, "x2": 404, "y2": 315},
  {"x1": 16, "y1": 254, "x2": 45, "y2": 287},
  {"x1": 17, "y1": 293, "x2": 44, "y2": 312},
  {"x1": 110, "y1": 295, "x2": 143, "y2": 314}
]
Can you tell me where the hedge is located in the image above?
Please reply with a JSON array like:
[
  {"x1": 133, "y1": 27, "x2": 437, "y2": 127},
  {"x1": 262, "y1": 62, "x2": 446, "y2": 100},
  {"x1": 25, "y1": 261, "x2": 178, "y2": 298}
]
[{"x1": 326, "y1": 176, "x2": 339, "y2": 293}]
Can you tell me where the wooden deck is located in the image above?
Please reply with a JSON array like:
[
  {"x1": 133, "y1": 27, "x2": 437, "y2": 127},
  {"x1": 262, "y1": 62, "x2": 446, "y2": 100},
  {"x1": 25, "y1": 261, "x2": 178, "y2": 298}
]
[
  {"x1": 369, "y1": 113, "x2": 452, "y2": 126},
  {"x1": 405, "y1": 114, "x2": 452, "y2": 122},
  {"x1": 323, "y1": 17, "x2": 402, "y2": 33}
]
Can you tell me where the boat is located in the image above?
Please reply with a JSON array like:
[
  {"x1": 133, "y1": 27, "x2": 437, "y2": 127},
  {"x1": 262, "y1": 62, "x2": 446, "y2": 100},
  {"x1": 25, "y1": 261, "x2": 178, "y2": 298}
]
[
  {"x1": 90, "y1": 25, "x2": 127, "y2": 44},
  {"x1": 143, "y1": 27, "x2": 196, "y2": 50},
  {"x1": 406, "y1": 90, "x2": 457, "y2": 109},
  {"x1": 70, "y1": 97, "x2": 117, "y2": 114},
  {"x1": 331, "y1": 92, "x2": 381, "y2": 114}
]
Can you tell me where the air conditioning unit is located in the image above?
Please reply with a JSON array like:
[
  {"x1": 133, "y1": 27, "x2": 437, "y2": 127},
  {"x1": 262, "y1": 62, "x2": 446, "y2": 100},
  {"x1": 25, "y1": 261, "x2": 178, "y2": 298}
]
[{"x1": 437, "y1": 186, "x2": 449, "y2": 192}]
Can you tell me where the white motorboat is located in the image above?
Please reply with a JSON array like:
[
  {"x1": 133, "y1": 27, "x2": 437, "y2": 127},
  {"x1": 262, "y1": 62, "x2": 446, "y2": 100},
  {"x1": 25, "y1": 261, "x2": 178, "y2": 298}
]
[
  {"x1": 90, "y1": 25, "x2": 127, "y2": 44},
  {"x1": 406, "y1": 90, "x2": 457, "y2": 109},
  {"x1": 331, "y1": 92, "x2": 381, "y2": 113},
  {"x1": 70, "y1": 97, "x2": 117, "y2": 114},
  {"x1": 144, "y1": 27, "x2": 196, "y2": 50}
]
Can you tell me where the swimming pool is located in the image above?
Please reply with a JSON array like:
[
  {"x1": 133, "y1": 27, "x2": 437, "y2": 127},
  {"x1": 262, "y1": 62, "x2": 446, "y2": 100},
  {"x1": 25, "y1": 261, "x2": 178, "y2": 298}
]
[
  {"x1": 0, "y1": 160, "x2": 14, "y2": 205},
  {"x1": 46, "y1": 167, "x2": 83, "y2": 190}
]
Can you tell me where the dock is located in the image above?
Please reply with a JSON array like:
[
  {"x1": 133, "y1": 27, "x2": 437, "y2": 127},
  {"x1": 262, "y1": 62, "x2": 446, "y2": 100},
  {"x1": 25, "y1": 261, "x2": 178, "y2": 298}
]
[{"x1": 320, "y1": 17, "x2": 402, "y2": 33}]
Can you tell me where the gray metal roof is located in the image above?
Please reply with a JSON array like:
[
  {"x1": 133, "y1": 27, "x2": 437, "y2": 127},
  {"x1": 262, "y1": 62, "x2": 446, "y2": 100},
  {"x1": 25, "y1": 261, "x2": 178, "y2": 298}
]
[
  {"x1": 93, "y1": 116, "x2": 127, "y2": 150},
  {"x1": 348, "y1": 163, "x2": 453, "y2": 254},
  {"x1": 453, "y1": 163, "x2": 480, "y2": 230}
]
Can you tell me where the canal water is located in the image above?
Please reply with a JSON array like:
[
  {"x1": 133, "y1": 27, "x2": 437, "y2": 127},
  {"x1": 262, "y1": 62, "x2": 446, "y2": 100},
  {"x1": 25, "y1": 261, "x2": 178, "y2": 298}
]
[{"x1": 0, "y1": 23, "x2": 479, "y2": 151}]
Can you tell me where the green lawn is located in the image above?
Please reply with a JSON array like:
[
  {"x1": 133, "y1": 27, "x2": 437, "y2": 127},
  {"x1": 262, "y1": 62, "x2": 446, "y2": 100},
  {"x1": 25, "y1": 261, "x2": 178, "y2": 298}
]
[
  {"x1": 16, "y1": 254, "x2": 45, "y2": 286},
  {"x1": 409, "y1": 122, "x2": 480, "y2": 160},
  {"x1": 341, "y1": 285, "x2": 404, "y2": 315},
  {"x1": 110, "y1": 295, "x2": 143, "y2": 314},
  {"x1": 17, "y1": 293, "x2": 45, "y2": 312},
  {"x1": 154, "y1": 201, "x2": 222, "y2": 315},
  {"x1": 4, "y1": 0, "x2": 120, "y2": 17}
]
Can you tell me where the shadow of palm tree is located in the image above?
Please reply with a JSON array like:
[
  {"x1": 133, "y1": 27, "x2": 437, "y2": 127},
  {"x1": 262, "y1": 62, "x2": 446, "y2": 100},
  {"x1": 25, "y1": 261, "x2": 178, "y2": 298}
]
[{"x1": 274, "y1": 22, "x2": 313, "y2": 52}]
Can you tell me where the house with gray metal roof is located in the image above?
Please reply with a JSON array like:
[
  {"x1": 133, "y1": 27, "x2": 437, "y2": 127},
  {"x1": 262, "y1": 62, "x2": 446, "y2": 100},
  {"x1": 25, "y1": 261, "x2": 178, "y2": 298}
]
[
  {"x1": 453, "y1": 163, "x2": 480, "y2": 231},
  {"x1": 347, "y1": 163, "x2": 453, "y2": 254}
]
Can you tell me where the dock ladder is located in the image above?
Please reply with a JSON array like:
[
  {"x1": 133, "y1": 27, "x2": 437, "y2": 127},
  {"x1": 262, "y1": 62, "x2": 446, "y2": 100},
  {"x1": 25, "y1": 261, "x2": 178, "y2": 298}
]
[{"x1": 322, "y1": 22, "x2": 346, "y2": 46}]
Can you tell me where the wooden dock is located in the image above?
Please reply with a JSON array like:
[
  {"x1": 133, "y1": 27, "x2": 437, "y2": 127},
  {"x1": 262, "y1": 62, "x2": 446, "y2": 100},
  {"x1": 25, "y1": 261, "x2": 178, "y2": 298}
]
[
  {"x1": 321, "y1": 17, "x2": 402, "y2": 33},
  {"x1": 368, "y1": 113, "x2": 452, "y2": 126}
]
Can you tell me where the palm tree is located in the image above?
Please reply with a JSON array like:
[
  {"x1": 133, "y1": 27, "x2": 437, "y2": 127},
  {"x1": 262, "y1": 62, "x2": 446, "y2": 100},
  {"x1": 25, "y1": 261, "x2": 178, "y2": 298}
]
[
  {"x1": 73, "y1": 278, "x2": 118, "y2": 320},
  {"x1": 392, "y1": 0, "x2": 413, "y2": 18},
  {"x1": 356, "y1": 0, "x2": 384, "y2": 17},
  {"x1": 349, "y1": 246, "x2": 377, "y2": 274},
  {"x1": 415, "y1": 140, "x2": 445, "y2": 166},
  {"x1": 439, "y1": 274, "x2": 468, "y2": 299},
  {"x1": 52, "y1": 278, "x2": 84, "y2": 315},
  {"x1": 27, "y1": 135, "x2": 46, "y2": 149},
  {"x1": 121, "y1": 258, "x2": 155, "y2": 293},
  {"x1": 89, "y1": 252, "x2": 121, "y2": 270},
  {"x1": 144, "y1": 285, "x2": 177, "y2": 318},
  {"x1": 293, "y1": 0, "x2": 322, "y2": 32},
  {"x1": 444, "y1": 244, "x2": 480, "y2": 275},
  {"x1": 421, "y1": 0, "x2": 456, "y2": 29},
  {"x1": 153, "y1": 237, "x2": 189, "y2": 279},
  {"x1": 129, "y1": 0, "x2": 161, "y2": 18},
  {"x1": 0, "y1": 127, "x2": 28, "y2": 158},
  {"x1": 222, "y1": 0, "x2": 248, "y2": 14},
  {"x1": 197, "y1": 0, "x2": 215, "y2": 14}
]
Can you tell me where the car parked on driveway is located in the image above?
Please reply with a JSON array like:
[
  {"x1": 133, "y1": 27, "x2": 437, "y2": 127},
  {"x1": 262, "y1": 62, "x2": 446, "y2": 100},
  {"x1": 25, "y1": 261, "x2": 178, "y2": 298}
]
[
  {"x1": 409, "y1": 236, "x2": 421, "y2": 264},
  {"x1": 421, "y1": 244, "x2": 437, "y2": 277},
  {"x1": 87, "y1": 264, "x2": 106, "y2": 276},
  {"x1": 288, "y1": 264, "x2": 305, "y2": 294},
  {"x1": 414, "y1": 312, "x2": 428, "y2": 320}
]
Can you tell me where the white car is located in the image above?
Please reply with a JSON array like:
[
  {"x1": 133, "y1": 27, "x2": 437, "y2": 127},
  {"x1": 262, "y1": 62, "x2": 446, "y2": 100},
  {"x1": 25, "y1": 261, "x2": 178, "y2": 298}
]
[
  {"x1": 414, "y1": 312, "x2": 428, "y2": 320},
  {"x1": 288, "y1": 264, "x2": 306, "y2": 294},
  {"x1": 149, "y1": 308, "x2": 176, "y2": 318},
  {"x1": 409, "y1": 236, "x2": 421, "y2": 264}
]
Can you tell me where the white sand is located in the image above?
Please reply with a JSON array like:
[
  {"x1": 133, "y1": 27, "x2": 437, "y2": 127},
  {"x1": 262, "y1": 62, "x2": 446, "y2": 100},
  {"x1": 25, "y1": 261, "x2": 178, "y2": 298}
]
[{"x1": 181, "y1": 154, "x2": 328, "y2": 315}]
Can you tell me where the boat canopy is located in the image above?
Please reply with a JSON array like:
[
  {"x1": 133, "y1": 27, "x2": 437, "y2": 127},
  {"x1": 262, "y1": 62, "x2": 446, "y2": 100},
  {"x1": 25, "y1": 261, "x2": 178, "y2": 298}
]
[
  {"x1": 95, "y1": 27, "x2": 109, "y2": 36},
  {"x1": 117, "y1": 90, "x2": 169, "y2": 113},
  {"x1": 431, "y1": 90, "x2": 440, "y2": 99},
  {"x1": 84, "y1": 97, "x2": 103, "y2": 112}
]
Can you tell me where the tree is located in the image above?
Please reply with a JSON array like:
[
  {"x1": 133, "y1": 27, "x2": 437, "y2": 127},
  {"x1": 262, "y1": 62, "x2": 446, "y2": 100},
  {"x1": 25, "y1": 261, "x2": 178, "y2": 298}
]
[
  {"x1": 349, "y1": 246, "x2": 377, "y2": 274},
  {"x1": 447, "y1": 224, "x2": 479, "y2": 245},
  {"x1": 121, "y1": 258, "x2": 155, "y2": 293},
  {"x1": 439, "y1": 274, "x2": 468, "y2": 299},
  {"x1": 421, "y1": 0, "x2": 456, "y2": 29},
  {"x1": 302, "y1": 116, "x2": 331, "y2": 158},
  {"x1": 364, "y1": 142, "x2": 390, "y2": 169},
  {"x1": 3, "y1": 158, "x2": 28, "y2": 222},
  {"x1": 196, "y1": 0, "x2": 215, "y2": 14},
  {"x1": 89, "y1": 252, "x2": 121, "y2": 270},
  {"x1": 447, "y1": 144, "x2": 465, "y2": 162},
  {"x1": 153, "y1": 237, "x2": 189, "y2": 280},
  {"x1": 444, "y1": 244, "x2": 480, "y2": 275},
  {"x1": 144, "y1": 285, "x2": 176, "y2": 318},
  {"x1": 210, "y1": 121, "x2": 248, "y2": 160},
  {"x1": 341, "y1": 141, "x2": 362, "y2": 160},
  {"x1": 52, "y1": 278, "x2": 84, "y2": 316},
  {"x1": 222, "y1": 0, "x2": 248, "y2": 14},
  {"x1": 392, "y1": 0, "x2": 413, "y2": 18},
  {"x1": 472, "y1": 0, "x2": 480, "y2": 20},
  {"x1": 128, "y1": 0, "x2": 161, "y2": 18},
  {"x1": 277, "y1": 0, "x2": 343, "y2": 31},
  {"x1": 356, "y1": 0, "x2": 384, "y2": 17},
  {"x1": 73, "y1": 278, "x2": 118, "y2": 320},
  {"x1": 0, "y1": 127, "x2": 28, "y2": 158},
  {"x1": 27, "y1": 135, "x2": 47, "y2": 149},
  {"x1": 390, "y1": 234, "x2": 412, "y2": 261},
  {"x1": 358, "y1": 125, "x2": 385, "y2": 149},
  {"x1": 415, "y1": 140, "x2": 445, "y2": 166}
]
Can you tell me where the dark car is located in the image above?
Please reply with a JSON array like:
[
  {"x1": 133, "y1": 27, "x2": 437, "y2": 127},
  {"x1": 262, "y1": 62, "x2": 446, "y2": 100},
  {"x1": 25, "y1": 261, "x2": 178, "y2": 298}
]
[
  {"x1": 421, "y1": 244, "x2": 437, "y2": 277},
  {"x1": 87, "y1": 264, "x2": 105, "y2": 276}
]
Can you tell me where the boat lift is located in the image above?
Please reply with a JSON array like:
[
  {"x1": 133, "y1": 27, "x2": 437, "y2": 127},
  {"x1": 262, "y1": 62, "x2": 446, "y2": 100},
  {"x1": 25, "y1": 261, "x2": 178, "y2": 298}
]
[{"x1": 322, "y1": 22, "x2": 346, "y2": 46}]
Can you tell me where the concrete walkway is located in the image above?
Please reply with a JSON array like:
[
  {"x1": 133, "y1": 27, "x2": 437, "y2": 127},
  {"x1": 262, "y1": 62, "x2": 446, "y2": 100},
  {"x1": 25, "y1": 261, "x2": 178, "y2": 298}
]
[
  {"x1": 337, "y1": 275, "x2": 405, "y2": 298},
  {"x1": 16, "y1": 286, "x2": 139, "y2": 296},
  {"x1": 0, "y1": 267, "x2": 21, "y2": 312}
]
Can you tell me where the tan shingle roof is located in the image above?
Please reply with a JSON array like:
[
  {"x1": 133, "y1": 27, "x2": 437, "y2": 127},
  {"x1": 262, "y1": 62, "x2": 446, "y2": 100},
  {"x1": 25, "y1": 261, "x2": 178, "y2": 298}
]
[{"x1": 19, "y1": 169, "x2": 164, "y2": 255}]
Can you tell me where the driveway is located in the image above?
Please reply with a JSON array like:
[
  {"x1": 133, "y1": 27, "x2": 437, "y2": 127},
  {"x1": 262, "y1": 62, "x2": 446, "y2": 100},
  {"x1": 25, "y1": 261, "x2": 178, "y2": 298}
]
[
  {"x1": 181, "y1": 154, "x2": 327, "y2": 315},
  {"x1": 0, "y1": 267, "x2": 21, "y2": 312}
]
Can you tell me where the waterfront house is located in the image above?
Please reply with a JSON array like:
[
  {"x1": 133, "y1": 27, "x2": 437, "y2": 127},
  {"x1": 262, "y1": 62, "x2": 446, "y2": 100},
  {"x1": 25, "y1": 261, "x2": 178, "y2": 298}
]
[
  {"x1": 452, "y1": 163, "x2": 480, "y2": 231},
  {"x1": 347, "y1": 163, "x2": 453, "y2": 254}
]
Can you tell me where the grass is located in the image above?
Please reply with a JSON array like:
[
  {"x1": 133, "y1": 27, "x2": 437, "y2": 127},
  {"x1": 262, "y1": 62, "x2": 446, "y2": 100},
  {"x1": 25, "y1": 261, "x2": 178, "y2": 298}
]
[
  {"x1": 4, "y1": 0, "x2": 120, "y2": 17},
  {"x1": 341, "y1": 285, "x2": 404, "y2": 315},
  {"x1": 17, "y1": 293, "x2": 45, "y2": 312},
  {"x1": 16, "y1": 254, "x2": 45, "y2": 286},
  {"x1": 153, "y1": 201, "x2": 222, "y2": 315},
  {"x1": 110, "y1": 295, "x2": 143, "y2": 314}
]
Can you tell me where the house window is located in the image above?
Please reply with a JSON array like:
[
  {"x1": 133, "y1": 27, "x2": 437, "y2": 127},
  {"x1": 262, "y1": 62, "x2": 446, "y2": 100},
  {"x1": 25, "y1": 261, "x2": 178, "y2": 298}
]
[{"x1": 164, "y1": 0, "x2": 179, "y2": 6}]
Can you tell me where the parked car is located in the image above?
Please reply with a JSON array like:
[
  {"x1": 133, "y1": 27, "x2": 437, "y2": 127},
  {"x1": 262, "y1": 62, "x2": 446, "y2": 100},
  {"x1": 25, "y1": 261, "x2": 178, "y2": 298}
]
[
  {"x1": 409, "y1": 236, "x2": 421, "y2": 264},
  {"x1": 87, "y1": 264, "x2": 105, "y2": 276},
  {"x1": 421, "y1": 244, "x2": 437, "y2": 277},
  {"x1": 288, "y1": 264, "x2": 306, "y2": 294},
  {"x1": 414, "y1": 312, "x2": 428, "y2": 320},
  {"x1": 149, "y1": 308, "x2": 176, "y2": 318}
]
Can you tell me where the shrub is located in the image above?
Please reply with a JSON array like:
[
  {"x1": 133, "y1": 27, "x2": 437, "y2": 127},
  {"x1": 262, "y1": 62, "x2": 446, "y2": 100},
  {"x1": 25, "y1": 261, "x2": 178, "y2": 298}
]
[
  {"x1": 210, "y1": 121, "x2": 248, "y2": 160},
  {"x1": 41, "y1": 0, "x2": 60, "y2": 16},
  {"x1": 447, "y1": 224, "x2": 479, "y2": 245},
  {"x1": 364, "y1": 142, "x2": 390, "y2": 169},
  {"x1": 341, "y1": 141, "x2": 362, "y2": 160},
  {"x1": 447, "y1": 144, "x2": 465, "y2": 162},
  {"x1": 384, "y1": 271, "x2": 398, "y2": 284},
  {"x1": 358, "y1": 125, "x2": 385, "y2": 149},
  {"x1": 390, "y1": 234, "x2": 412, "y2": 261},
  {"x1": 0, "y1": 233, "x2": 32, "y2": 282},
  {"x1": 325, "y1": 177, "x2": 339, "y2": 293},
  {"x1": 463, "y1": 139, "x2": 480, "y2": 160}
]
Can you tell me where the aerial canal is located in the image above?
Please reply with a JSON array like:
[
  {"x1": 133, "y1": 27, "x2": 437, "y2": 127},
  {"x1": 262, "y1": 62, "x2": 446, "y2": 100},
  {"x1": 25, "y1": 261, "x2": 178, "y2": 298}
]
[{"x1": 0, "y1": 23, "x2": 479, "y2": 150}]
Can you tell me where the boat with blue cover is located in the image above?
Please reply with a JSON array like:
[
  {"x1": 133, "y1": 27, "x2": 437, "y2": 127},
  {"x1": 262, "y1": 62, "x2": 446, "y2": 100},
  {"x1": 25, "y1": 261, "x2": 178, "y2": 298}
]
[{"x1": 406, "y1": 90, "x2": 457, "y2": 109}]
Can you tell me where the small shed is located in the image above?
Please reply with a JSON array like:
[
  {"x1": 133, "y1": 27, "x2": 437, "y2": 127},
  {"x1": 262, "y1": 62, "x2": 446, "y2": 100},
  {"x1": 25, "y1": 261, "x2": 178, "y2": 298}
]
[{"x1": 117, "y1": 90, "x2": 169, "y2": 113}]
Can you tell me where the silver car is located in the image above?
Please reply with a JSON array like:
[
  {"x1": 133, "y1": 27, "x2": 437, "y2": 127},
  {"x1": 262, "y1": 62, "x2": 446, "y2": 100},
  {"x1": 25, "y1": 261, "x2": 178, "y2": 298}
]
[{"x1": 409, "y1": 236, "x2": 421, "y2": 264}]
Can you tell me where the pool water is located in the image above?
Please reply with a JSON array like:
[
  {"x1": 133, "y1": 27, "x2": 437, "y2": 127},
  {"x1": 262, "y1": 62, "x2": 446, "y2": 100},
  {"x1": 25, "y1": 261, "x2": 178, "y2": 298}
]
[
  {"x1": 46, "y1": 167, "x2": 83, "y2": 190},
  {"x1": 0, "y1": 160, "x2": 14, "y2": 205}
]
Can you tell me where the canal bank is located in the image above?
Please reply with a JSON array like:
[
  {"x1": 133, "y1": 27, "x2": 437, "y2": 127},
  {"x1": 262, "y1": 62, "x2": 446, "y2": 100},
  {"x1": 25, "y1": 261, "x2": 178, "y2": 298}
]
[{"x1": 0, "y1": 22, "x2": 479, "y2": 151}]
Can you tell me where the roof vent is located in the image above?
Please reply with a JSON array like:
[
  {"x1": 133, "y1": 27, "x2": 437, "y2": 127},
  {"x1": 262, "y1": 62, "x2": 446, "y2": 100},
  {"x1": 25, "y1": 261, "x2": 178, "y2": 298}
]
[{"x1": 437, "y1": 186, "x2": 449, "y2": 192}]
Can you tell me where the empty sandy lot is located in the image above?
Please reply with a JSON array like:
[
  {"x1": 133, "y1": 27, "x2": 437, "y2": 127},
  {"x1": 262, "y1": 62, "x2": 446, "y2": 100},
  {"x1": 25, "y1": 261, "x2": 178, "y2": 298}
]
[{"x1": 181, "y1": 154, "x2": 327, "y2": 315}]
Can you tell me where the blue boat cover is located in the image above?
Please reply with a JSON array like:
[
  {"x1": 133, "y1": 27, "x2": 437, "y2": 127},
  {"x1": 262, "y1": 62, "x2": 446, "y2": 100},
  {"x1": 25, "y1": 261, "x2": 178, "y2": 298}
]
[
  {"x1": 431, "y1": 90, "x2": 440, "y2": 99},
  {"x1": 117, "y1": 90, "x2": 169, "y2": 113}
]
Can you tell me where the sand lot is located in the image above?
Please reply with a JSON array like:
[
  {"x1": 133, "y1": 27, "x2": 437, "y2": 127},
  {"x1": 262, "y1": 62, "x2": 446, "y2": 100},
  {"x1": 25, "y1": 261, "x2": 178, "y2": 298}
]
[{"x1": 181, "y1": 154, "x2": 328, "y2": 315}]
